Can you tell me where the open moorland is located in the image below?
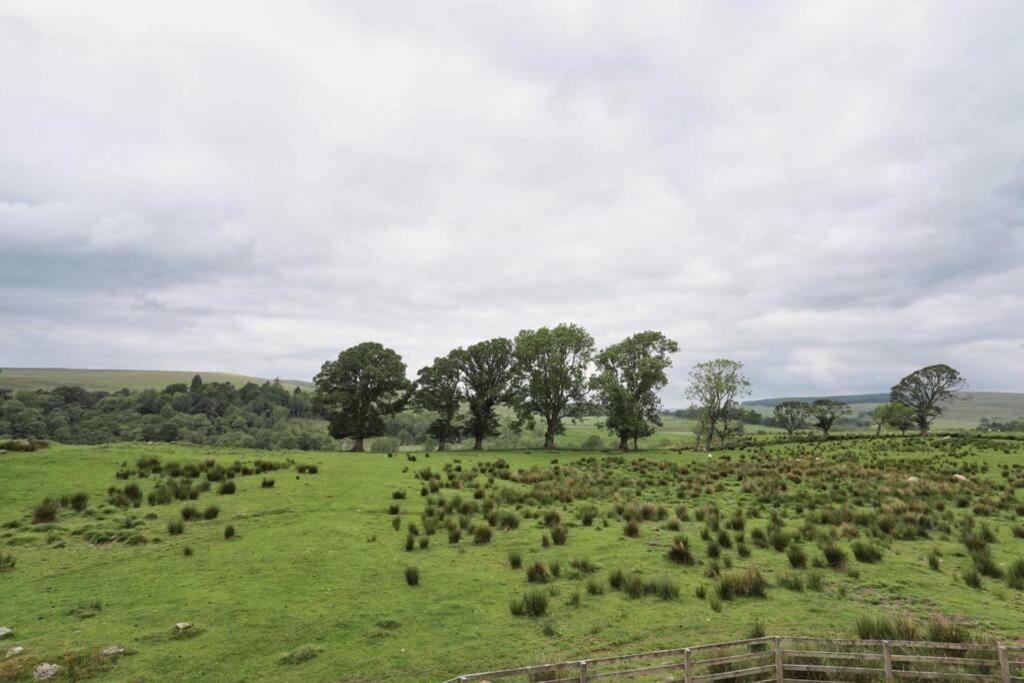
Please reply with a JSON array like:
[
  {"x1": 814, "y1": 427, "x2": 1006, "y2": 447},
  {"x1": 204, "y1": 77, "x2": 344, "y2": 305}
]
[{"x1": 2, "y1": 435, "x2": 1023, "y2": 681}]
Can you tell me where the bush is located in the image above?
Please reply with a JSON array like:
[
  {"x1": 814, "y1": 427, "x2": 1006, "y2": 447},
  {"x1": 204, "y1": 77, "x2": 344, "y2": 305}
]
[
  {"x1": 715, "y1": 568, "x2": 768, "y2": 600},
  {"x1": 609, "y1": 568, "x2": 626, "y2": 590},
  {"x1": 203, "y1": 505, "x2": 220, "y2": 520},
  {"x1": 851, "y1": 540, "x2": 882, "y2": 563},
  {"x1": 778, "y1": 572, "x2": 804, "y2": 591},
  {"x1": 181, "y1": 505, "x2": 200, "y2": 521},
  {"x1": 448, "y1": 527, "x2": 461, "y2": 544},
  {"x1": 405, "y1": 566, "x2": 420, "y2": 586},
  {"x1": 392, "y1": 490, "x2": 407, "y2": 500},
  {"x1": 926, "y1": 616, "x2": 971, "y2": 643},
  {"x1": 807, "y1": 571, "x2": 824, "y2": 592},
  {"x1": 787, "y1": 544, "x2": 807, "y2": 569},
  {"x1": 550, "y1": 524, "x2": 568, "y2": 545},
  {"x1": 928, "y1": 547, "x2": 942, "y2": 571},
  {"x1": 963, "y1": 568, "x2": 982, "y2": 589},
  {"x1": 261, "y1": 478, "x2": 275, "y2": 489},
  {"x1": 183, "y1": 546, "x2": 193, "y2": 557},
  {"x1": 224, "y1": 525, "x2": 236, "y2": 539},
  {"x1": 167, "y1": 520, "x2": 184, "y2": 535},
  {"x1": 822, "y1": 543, "x2": 848, "y2": 569},
  {"x1": 508, "y1": 550, "x2": 522, "y2": 569},
  {"x1": 218, "y1": 481, "x2": 236, "y2": 495},
  {"x1": 69, "y1": 492, "x2": 89, "y2": 512},
  {"x1": 856, "y1": 614, "x2": 919, "y2": 640},
  {"x1": 972, "y1": 548, "x2": 1002, "y2": 578},
  {"x1": 473, "y1": 524, "x2": 493, "y2": 545},
  {"x1": 509, "y1": 589, "x2": 548, "y2": 617},
  {"x1": 586, "y1": 577, "x2": 605, "y2": 595},
  {"x1": 667, "y1": 539, "x2": 695, "y2": 565},
  {"x1": 624, "y1": 519, "x2": 640, "y2": 537},
  {"x1": 32, "y1": 498, "x2": 60, "y2": 523},
  {"x1": 1007, "y1": 558, "x2": 1024, "y2": 590},
  {"x1": 526, "y1": 561, "x2": 550, "y2": 583},
  {"x1": 0, "y1": 552, "x2": 15, "y2": 572},
  {"x1": 623, "y1": 573, "x2": 645, "y2": 598}
]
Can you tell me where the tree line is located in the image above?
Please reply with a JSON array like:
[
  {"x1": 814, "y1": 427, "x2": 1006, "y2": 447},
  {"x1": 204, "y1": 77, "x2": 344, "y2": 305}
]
[{"x1": 311, "y1": 324, "x2": 967, "y2": 452}]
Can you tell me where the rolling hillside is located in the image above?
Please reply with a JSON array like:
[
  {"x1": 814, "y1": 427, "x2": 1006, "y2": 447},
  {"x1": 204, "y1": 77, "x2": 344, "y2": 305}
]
[
  {"x1": 0, "y1": 367, "x2": 313, "y2": 393},
  {"x1": 744, "y1": 391, "x2": 1024, "y2": 429}
]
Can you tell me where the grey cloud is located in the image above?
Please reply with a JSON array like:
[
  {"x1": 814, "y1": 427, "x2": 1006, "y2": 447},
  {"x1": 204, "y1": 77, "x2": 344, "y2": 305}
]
[{"x1": 1, "y1": 1, "x2": 1023, "y2": 399}]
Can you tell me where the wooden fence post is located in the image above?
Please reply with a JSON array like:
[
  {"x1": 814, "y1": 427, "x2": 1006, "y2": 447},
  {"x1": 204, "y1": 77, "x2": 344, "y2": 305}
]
[
  {"x1": 882, "y1": 640, "x2": 894, "y2": 683},
  {"x1": 998, "y1": 644, "x2": 1010, "y2": 683},
  {"x1": 683, "y1": 648, "x2": 692, "y2": 683},
  {"x1": 579, "y1": 659, "x2": 588, "y2": 683},
  {"x1": 774, "y1": 636, "x2": 783, "y2": 682}
]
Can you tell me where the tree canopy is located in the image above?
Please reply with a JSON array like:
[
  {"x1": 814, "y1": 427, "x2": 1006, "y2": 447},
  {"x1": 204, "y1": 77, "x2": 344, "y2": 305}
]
[
  {"x1": 513, "y1": 323, "x2": 596, "y2": 450},
  {"x1": 809, "y1": 398, "x2": 850, "y2": 437},
  {"x1": 773, "y1": 401, "x2": 810, "y2": 435},
  {"x1": 591, "y1": 331, "x2": 679, "y2": 450},
  {"x1": 410, "y1": 353, "x2": 463, "y2": 451},
  {"x1": 684, "y1": 359, "x2": 750, "y2": 450},
  {"x1": 313, "y1": 342, "x2": 411, "y2": 451},
  {"x1": 453, "y1": 337, "x2": 518, "y2": 450},
  {"x1": 890, "y1": 364, "x2": 966, "y2": 435}
]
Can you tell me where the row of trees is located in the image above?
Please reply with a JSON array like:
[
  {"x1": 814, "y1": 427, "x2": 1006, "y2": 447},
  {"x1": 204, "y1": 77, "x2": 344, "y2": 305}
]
[
  {"x1": 769, "y1": 365, "x2": 967, "y2": 438},
  {"x1": 311, "y1": 327, "x2": 679, "y2": 450},
  {"x1": 314, "y1": 325, "x2": 683, "y2": 452}
]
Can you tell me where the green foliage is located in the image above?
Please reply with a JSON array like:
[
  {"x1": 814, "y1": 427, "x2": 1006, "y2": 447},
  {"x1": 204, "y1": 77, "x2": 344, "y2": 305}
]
[
  {"x1": 890, "y1": 364, "x2": 966, "y2": 435},
  {"x1": 809, "y1": 399, "x2": 851, "y2": 436},
  {"x1": 314, "y1": 342, "x2": 412, "y2": 451},
  {"x1": 453, "y1": 338, "x2": 517, "y2": 450},
  {"x1": 410, "y1": 354, "x2": 464, "y2": 451},
  {"x1": 773, "y1": 401, "x2": 810, "y2": 435},
  {"x1": 684, "y1": 359, "x2": 751, "y2": 450}
]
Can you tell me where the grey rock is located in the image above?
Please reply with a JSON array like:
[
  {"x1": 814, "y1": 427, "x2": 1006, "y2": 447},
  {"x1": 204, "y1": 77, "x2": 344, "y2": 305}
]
[
  {"x1": 5, "y1": 646, "x2": 24, "y2": 658},
  {"x1": 33, "y1": 663, "x2": 60, "y2": 680},
  {"x1": 174, "y1": 622, "x2": 193, "y2": 633},
  {"x1": 101, "y1": 645, "x2": 125, "y2": 657},
  {"x1": 0, "y1": 627, "x2": 12, "y2": 639}
]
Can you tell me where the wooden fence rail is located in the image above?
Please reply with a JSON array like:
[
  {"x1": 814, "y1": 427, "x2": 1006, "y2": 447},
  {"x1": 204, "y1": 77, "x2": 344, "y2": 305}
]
[{"x1": 443, "y1": 636, "x2": 1024, "y2": 683}]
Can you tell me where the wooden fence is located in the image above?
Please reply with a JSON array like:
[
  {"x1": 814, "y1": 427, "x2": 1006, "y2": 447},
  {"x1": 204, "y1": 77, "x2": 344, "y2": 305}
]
[{"x1": 443, "y1": 636, "x2": 1024, "y2": 682}]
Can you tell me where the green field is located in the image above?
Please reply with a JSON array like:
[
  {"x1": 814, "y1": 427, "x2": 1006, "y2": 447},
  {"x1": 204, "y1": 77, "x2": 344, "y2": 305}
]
[
  {"x1": 0, "y1": 368, "x2": 312, "y2": 393},
  {"x1": 2, "y1": 436, "x2": 1023, "y2": 681},
  {"x1": 745, "y1": 392, "x2": 1024, "y2": 430}
]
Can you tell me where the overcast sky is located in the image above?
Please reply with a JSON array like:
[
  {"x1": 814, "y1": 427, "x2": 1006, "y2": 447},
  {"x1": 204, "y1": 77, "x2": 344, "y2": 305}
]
[{"x1": 1, "y1": 1, "x2": 1022, "y2": 400}]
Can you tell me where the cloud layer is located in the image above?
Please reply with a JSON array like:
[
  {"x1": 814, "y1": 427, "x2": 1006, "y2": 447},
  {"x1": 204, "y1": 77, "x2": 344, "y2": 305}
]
[{"x1": 2, "y1": 1, "x2": 1022, "y2": 399}]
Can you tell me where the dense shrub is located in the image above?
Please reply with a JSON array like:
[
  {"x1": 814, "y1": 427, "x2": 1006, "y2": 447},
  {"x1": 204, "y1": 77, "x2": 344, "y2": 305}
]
[
  {"x1": 218, "y1": 481, "x2": 236, "y2": 495},
  {"x1": 32, "y1": 498, "x2": 60, "y2": 523},
  {"x1": 167, "y1": 520, "x2": 184, "y2": 535},
  {"x1": 526, "y1": 561, "x2": 550, "y2": 583},
  {"x1": 473, "y1": 524, "x2": 493, "y2": 545},
  {"x1": 508, "y1": 550, "x2": 522, "y2": 569},
  {"x1": 405, "y1": 566, "x2": 420, "y2": 586},
  {"x1": 224, "y1": 525, "x2": 236, "y2": 539},
  {"x1": 550, "y1": 524, "x2": 568, "y2": 545},
  {"x1": 261, "y1": 478, "x2": 275, "y2": 489},
  {"x1": 851, "y1": 540, "x2": 882, "y2": 563},
  {"x1": 203, "y1": 505, "x2": 220, "y2": 520},
  {"x1": 787, "y1": 544, "x2": 807, "y2": 569},
  {"x1": 822, "y1": 543, "x2": 848, "y2": 569},
  {"x1": 69, "y1": 492, "x2": 89, "y2": 512},
  {"x1": 509, "y1": 589, "x2": 549, "y2": 617}
]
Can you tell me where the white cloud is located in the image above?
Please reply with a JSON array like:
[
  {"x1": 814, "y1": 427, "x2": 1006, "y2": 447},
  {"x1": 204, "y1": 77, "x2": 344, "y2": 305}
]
[{"x1": 1, "y1": 1, "x2": 1022, "y2": 399}]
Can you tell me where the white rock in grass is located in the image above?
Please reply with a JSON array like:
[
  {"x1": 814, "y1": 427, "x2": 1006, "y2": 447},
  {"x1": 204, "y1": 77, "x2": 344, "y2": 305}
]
[
  {"x1": 174, "y1": 622, "x2": 193, "y2": 634},
  {"x1": 953, "y1": 474, "x2": 969, "y2": 483},
  {"x1": 101, "y1": 645, "x2": 125, "y2": 657},
  {"x1": 0, "y1": 627, "x2": 12, "y2": 639},
  {"x1": 5, "y1": 646, "x2": 24, "y2": 658},
  {"x1": 906, "y1": 476, "x2": 920, "y2": 483},
  {"x1": 33, "y1": 663, "x2": 60, "y2": 680}
]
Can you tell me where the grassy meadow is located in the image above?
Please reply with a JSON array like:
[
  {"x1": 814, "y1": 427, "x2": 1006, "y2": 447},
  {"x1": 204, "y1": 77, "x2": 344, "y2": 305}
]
[
  {"x1": 1, "y1": 436, "x2": 1024, "y2": 682},
  {"x1": 0, "y1": 368, "x2": 312, "y2": 393}
]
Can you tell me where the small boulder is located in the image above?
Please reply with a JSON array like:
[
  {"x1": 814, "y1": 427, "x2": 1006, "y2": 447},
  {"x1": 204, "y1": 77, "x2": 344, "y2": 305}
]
[
  {"x1": 906, "y1": 476, "x2": 920, "y2": 483},
  {"x1": 953, "y1": 474, "x2": 969, "y2": 483},
  {"x1": 101, "y1": 645, "x2": 125, "y2": 657},
  {"x1": 174, "y1": 622, "x2": 193, "y2": 634},
  {"x1": 0, "y1": 627, "x2": 12, "y2": 639},
  {"x1": 5, "y1": 646, "x2": 24, "y2": 658},
  {"x1": 33, "y1": 663, "x2": 60, "y2": 680}
]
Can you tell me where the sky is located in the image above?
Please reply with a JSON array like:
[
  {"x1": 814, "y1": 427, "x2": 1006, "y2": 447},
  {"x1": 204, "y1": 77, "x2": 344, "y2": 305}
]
[{"x1": 1, "y1": 1, "x2": 1022, "y2": 401}]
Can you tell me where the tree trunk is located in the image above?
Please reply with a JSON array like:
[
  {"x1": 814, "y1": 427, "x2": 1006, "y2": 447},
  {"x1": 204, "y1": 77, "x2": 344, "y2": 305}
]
[
  {"x1": 632, "y1": 435, "x2": 638, "y2": 450},
  {"x1": 351, "y1": 436, "x2": 364, "y2": 452},
  {"x1": 473, "y1": 434, "x2": 484, "y2": 450},
  {"x1": 618, "y1": 433, "x2": 629, "y2": 451},
  {"x1": 705, "y1": 420, "x2": 717, "y2": 451},
  {"x1": 876, "y1": 423, "x2": 882, "y2": 437},
  {"x1": 437, "y1": 439, "x2": 446, "y2": 452},
  {"x1": 544, "y1": 433, "x2": 555, "y2": 450}
]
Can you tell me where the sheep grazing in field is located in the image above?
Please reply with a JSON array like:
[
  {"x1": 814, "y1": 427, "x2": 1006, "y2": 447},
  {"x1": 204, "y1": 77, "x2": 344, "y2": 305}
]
[{"x1": 952, "y1": 474, "x2": 969, "y2": 483}]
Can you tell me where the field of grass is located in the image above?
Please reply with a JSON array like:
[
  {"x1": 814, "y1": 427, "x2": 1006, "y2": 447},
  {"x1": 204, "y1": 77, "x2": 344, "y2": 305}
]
[
  {"x1": 0, "y1": 368, "x2": 312, "y2": 393},
  {"x1": 745, "y1": 391, "x2": 1024, "y2": 430},
  {"x1": 1, "y1": 436, "x2": 1023, "y2": 682}
]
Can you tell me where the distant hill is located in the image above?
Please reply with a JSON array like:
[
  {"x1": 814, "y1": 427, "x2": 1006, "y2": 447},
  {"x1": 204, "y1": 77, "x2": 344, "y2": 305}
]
[
  {"x1": 0, "y1": 368, "x2": 313, "y2": 393},
  {"x1": 744, "y1": 391, "x2": 1024, "y2": 429}
]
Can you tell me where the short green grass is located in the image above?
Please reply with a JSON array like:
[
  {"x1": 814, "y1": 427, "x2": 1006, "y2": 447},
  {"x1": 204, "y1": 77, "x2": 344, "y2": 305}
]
[
  {"x1": 1, "y1": 437, "x2": 1023, "y2": 682},
  {"x1": 0, "y1": 368, "x2": 312, "y2": 393}
]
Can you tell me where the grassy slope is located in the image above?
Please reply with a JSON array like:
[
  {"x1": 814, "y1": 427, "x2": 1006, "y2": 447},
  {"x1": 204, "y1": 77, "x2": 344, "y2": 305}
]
[
  {"x1": 0, "y1": 368, "x2": 312, "y2": 393},
  {"x1": 1, "y1": 440, "x2": 1023, "y2": 682},
  {"x1": 744, "y1": 392, "x2": 1024, "y2": 430}
]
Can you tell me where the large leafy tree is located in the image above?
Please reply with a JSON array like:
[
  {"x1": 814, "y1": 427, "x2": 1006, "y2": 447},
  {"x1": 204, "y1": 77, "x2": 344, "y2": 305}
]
[
  {"x1": 513, "y1": 323, "x2": 596, "y2": 450},
  {"x1": 890, "y1": 364, "x2": 966, "y2": 435},
  {"x1": 773, "y1": 401, "x2": 810, "y2": 435},
  {"x1": 313, "y1": 342, "x2": 411, "y2": 452},
  {"x1": 684, "y1": 359, "x2": 751, "y2": 451},
  {"x1": 410, "y1": 353, "x2": 463, "y2": 451},
  {"x1": 809, "y1": 398, "x2": 850, "y2": 437},
  {"x1": 453, "y1": 338, "x2": 518, "y2": 450},
  {"x1": 591, "y1": 331, "x2": 679, "y2": 450},
  {"x1": 871, "y1": 401, "x2": 915, "y2": 436}
]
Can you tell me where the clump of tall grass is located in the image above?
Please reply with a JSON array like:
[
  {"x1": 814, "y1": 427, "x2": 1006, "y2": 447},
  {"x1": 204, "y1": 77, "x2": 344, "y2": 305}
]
[
  {"x1": 715, "y1": 568, "x2": 767, "y2": 600},
  {"x1": 526, "y1": 561, "x2": 550, "y2": 583},
  {"x1": 851, "y1": 540, "x2": 882, "y2": 563},
  {"x1": 32, "y1": 498, "x2": 60, "y2": 523},
  {"x1": 167, "y1": 519, "x2": 184, "y2": 535},
  {"x1": 667, "y1": 537, "x2": 695, "y2": 565},
  {"x1": 405, "y1": 566, "x2": 420, "y2": 586},
  {"x1": 508, "y1": 550, "x2": 522, "y2": 569},
  {"x1": 787, "y1": 544, "x2": 807, "y2": 569},
  {"x1": 856, "y1": 613, "x2": 919, "y2": 640},
  {"x1": 822, "y1": 543, "x2": 848, "y2": 569},
  {"x1": 509, "y1": 589, "x2": 549, "y2": 617},
  {"x1": 0, "y1": 552, "x2": 15, "y2": 572}
]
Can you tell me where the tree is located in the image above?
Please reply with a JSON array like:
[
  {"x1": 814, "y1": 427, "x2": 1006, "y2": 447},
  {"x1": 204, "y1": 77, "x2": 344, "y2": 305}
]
[
  {"x1": 684, "y1": 359, "x2": 751, "y2": 451},
  {"x1": 872, "y1": 401, "x2": 915, "y2": 436},
  {"x1": 773, "y1": 401, "x2": 810, "y2": 435},
  {"x1": 513, "y1": 323, "x2": 596, "y2": 450},
  {"x1": 809, "y1": 399, "x2": 850, "y2": 437},
  {"x1": 890, "y1": 364, "x2": 966, "y2": 436},
  {"x1": 591, "y1": 331, "x2": 679, "y2": 450},
  {"x1": 313, "y1": 342, "x2": 411, "y2": 451},
  {"x1": 410, "y1": 353, "x2": 464, "y2": 451},
  {"x1": 454, "y1": 338, "x2": 518, "y2": 450},
  {"x1": 189, "y1": 374, "x2": 204, "y2": 393}
]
